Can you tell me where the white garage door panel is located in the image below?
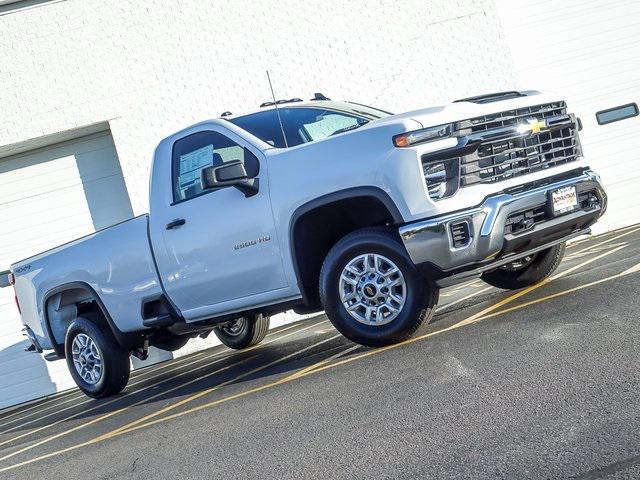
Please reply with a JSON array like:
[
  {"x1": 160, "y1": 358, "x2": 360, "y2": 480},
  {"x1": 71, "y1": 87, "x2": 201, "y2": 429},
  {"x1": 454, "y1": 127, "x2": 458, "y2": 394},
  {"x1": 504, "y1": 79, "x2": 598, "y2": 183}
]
[
  {"x1": 496, "y1": 0, "x2": 640, "y2": 232},
  {"x1": 0, "y1": 131, "x2": 133, "y2": 409}
]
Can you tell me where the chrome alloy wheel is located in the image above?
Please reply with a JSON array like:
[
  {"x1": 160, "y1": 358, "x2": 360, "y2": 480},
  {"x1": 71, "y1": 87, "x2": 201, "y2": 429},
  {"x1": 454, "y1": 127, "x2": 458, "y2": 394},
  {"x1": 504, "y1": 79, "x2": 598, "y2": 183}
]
[
  {"x1": 71, "y1": 333, "x2": 103, "y2": 385},
  {"x1": 339, "y1": 253, "x2": 407, "y2": 326},
  {"x1": 220, "y1": 317, "x2": 245, "y2": 336},
  {"x1": 501, "y1": 254, "x2": 537, "y2": 272}
]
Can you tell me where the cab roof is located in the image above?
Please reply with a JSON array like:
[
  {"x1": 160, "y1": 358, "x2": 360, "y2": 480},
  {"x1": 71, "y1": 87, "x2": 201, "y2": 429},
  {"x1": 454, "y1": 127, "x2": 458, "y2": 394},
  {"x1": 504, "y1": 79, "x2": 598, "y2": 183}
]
[{"x1": 221, "y1": 100, "x2": 392, "y2": 121}]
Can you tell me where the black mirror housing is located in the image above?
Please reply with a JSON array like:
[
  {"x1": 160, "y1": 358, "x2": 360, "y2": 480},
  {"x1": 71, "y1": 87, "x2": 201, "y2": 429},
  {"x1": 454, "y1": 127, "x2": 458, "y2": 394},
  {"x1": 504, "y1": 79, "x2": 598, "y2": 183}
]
[{"x1": 201, "y1": 160, "x2": 259, "y2": 197}]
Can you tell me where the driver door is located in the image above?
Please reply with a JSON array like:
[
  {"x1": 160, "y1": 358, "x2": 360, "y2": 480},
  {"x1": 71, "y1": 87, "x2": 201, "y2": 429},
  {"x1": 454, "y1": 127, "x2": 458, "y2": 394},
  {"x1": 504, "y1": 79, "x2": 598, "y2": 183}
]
[{"x1": 153, "y1": 128, "x2": 288, "y2": 321}]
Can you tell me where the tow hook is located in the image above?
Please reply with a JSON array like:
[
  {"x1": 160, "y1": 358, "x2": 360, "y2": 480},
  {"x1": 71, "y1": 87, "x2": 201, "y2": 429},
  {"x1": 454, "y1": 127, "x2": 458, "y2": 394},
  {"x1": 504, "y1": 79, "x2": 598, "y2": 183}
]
[{"x1": 132, "y1": 337, "x2": 149, "y2": 361}]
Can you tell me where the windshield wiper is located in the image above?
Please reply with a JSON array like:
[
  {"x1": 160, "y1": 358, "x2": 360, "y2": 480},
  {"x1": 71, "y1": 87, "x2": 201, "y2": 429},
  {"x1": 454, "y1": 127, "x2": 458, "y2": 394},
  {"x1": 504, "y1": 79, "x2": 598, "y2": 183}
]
[{"x1": 329, "y1": 121, "x2": 368, "y2": 136}]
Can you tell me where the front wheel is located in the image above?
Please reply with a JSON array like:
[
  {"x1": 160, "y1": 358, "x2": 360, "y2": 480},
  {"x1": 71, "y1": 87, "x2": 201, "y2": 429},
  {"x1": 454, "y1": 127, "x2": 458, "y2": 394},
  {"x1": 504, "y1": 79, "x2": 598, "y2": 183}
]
[
  {"x1": 213, "y1": 313, "x2": 270, "y2": 350},
  {"x1": 320, "y1": 228, "x2": 439, "y2": 348},
  {"x1": 64, "y1": 315, "x2": 131, "y2": 398},
  {"x1": 481, "y1": 243, "x2": 566, "y2": 290}
]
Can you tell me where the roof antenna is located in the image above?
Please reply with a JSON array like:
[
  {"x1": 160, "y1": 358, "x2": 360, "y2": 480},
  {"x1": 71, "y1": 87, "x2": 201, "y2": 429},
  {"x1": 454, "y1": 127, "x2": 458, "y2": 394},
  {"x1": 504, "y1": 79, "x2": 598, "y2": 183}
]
[{"x1": 266, "y1": 71, "x2": 289, "y2": 148}]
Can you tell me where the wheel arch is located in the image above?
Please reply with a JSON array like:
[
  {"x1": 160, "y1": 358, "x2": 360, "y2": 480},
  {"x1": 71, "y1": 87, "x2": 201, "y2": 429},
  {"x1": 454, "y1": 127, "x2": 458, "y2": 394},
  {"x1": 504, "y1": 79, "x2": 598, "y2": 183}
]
[
  {"x1": 289, "y1": 187, "x2": 404, "y2": 309},
  {"x1": 43, "y1": 282, "x2": 144, "y2": 356}
]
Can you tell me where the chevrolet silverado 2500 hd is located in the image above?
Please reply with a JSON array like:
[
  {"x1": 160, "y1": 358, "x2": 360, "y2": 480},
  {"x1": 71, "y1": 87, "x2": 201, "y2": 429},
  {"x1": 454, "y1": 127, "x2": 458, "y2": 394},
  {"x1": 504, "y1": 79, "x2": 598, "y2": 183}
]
[{"x1": 7, "y1": 90, "x2": 606, "y2": 398}]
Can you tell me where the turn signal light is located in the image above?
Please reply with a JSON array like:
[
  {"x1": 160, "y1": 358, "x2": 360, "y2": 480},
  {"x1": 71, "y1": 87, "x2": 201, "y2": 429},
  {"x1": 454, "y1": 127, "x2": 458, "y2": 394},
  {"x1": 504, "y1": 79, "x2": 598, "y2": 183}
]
[{"x1": 393, "y1": 123, "x2": 453, "y2": 147}]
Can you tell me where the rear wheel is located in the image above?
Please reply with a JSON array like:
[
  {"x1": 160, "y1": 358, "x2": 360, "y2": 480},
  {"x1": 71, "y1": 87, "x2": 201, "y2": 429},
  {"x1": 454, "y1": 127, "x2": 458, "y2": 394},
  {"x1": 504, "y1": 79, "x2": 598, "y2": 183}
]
[
  {"x1": 213, "y1": 313, "x2": 270, "y2": 350},
  {"x1": 64, "y1": 315, "x2": 130, "y2": 398},
  {"x1": 481, "y1": 243, "x2": 566, "y2": 290},
  {"x1": 320, "y1": 228, "x2": 439, "y2": 347}
]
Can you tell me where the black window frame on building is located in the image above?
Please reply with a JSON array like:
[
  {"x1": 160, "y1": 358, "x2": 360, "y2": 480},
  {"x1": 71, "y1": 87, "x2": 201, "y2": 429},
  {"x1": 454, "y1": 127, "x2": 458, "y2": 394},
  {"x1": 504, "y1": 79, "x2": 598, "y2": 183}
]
[{"x1": 595, "y1": 103, "x2": 639, "y2": 125}]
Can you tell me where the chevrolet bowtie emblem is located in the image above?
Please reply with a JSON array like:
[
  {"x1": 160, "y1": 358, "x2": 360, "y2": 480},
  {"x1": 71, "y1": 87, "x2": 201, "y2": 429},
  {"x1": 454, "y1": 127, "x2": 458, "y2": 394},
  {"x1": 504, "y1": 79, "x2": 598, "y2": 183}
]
[{"x1": 518, "y1": 118, "x2": 546, "y2": 135}]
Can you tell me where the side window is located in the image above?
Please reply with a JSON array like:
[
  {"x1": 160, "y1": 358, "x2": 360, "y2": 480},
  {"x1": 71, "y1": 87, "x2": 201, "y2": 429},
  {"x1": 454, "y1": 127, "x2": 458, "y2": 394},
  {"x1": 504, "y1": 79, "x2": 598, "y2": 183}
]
[{"x1": 172, "y1": 131, "x2": 259, "y2": 202}]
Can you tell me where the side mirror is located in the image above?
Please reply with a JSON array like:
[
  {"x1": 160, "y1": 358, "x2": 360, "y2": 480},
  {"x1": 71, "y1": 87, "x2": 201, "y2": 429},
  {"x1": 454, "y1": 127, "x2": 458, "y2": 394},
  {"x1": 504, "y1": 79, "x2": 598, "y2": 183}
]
[{"x1": 201, "y1": 160, "x2": 259, "y2": 197}]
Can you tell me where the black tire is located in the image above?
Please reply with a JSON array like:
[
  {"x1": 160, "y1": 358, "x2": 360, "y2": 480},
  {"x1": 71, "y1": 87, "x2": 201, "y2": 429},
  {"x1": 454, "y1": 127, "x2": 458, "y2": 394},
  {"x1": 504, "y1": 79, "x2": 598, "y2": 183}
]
[
  {"x1": 150, "y1": 333, "x2": 190, "y2": 352},
  {"x1": 64, "y1": 315, "x2": 130, "y2": 399},
  {"x1": 319, "y1": 228, "x2": 439, "y2": 348},
  {"x1": 213, "y1": 313, "x2": 270, "y2": 350},
  {"x1": 481, "y1": 243, "x2": 566, "y2": 290}
]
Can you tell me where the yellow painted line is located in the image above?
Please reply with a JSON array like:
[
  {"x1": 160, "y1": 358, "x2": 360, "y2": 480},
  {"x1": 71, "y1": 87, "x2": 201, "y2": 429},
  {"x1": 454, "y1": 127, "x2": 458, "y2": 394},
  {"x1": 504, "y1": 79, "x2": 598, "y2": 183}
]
[
  {"x1": 564, "y1": 241, "x2": 627, "y2": 260},
  {"x1": 281, "y1": 344, "x2": 361, "y2": 382},
  {"x1": 440, "y1": 280, "x2": 482, "y2": 297},
  {"x1": 0, "y1": 320, "x2": 297, "y2": 439},
  {"x1": 0, "y1": 338, "x2": 351, "y2": 474},
  {"x1": 265, "y1": 321, "x2": 304, "y2": 337},
  {"x1": 435, "y1": 286, "x2": 494, "y2": 313},
  {"x1": 435, "y1": 226, "x2": 637, "y2": 310},
  {"x1": 448, "y1": 243, "x2": 627, "y2": 330},
  {"x1": 450, "y1": 280, "x2": 480, "y2": 293},
  {"x1": 569, "y1": 226, "x2": 640, "y2": 253},
  {"x1": 566, "y1": 224, "x2": 639, "y2": 249},
  {"x1": 0, "y1": 343, "x2": 225, "y2": 432},
  {"x1": 0, "y1": 395, "x2": 74, "y2": 429},
  {"x1": 567, "y1": 223, "x2": 640, "y2": 248},
  {"x1": 0, "y1": 346, "x2": 248, "y2": 448},
  {"x1": 0, "y1": 354, "x2": 258, "y2": 464},
  {"x1": 0, "y1": 230, "x2": 635, "y2": 473},
  {"x1": 108, "y1": 240, "x2": 630, "y2": 433},
  {"x1": 0, "y1": 319, "x2": 328, "y2": 454},
  {"x1": 474, "y1": 260, "x2": 640, "y2": 322},
  {"x1": 0, "y1": 347, "x2": 232, "y2": 438},
  {"x1": 0, "y1": 319, "x2": 305, "y2": 432},
  {"x1": 102, "y1": 332, "x2": 342, "y2": 438}
]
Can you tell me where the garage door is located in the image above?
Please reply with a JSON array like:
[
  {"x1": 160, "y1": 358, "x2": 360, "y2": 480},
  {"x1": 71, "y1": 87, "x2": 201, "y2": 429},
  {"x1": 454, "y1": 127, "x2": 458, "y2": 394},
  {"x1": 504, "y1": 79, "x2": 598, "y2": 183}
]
[
  {"x1": 496, "y1": 0, "x2": 640, "y2": 232},
  {"x1": 0, "y1": 131, "x2": 134, "y2": 409}
]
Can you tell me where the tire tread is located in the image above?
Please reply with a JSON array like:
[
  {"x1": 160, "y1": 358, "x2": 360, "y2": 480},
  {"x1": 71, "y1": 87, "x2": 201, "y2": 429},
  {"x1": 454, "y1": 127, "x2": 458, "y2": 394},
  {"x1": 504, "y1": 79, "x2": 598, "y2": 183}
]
[
  {"x1": 481, "y1": 243, "x2": 566, "y2": 290},
  {"x1": 319, "y1": 227, "x2": 438, "y2": 347}
]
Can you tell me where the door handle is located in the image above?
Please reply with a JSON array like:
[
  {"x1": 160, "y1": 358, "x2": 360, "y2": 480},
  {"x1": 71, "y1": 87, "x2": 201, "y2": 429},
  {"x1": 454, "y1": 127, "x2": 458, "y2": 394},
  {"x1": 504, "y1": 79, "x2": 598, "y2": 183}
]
[{"x1": 166, "y1": 218, "x2": 186, "y2": 230}]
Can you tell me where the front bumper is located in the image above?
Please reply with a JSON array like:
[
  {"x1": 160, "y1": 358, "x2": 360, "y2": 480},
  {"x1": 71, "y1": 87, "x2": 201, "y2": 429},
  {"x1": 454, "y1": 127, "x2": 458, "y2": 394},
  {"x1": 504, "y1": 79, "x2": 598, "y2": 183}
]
[{"x1": 399, "y1": 169, "x2": 607, "y2": 286}]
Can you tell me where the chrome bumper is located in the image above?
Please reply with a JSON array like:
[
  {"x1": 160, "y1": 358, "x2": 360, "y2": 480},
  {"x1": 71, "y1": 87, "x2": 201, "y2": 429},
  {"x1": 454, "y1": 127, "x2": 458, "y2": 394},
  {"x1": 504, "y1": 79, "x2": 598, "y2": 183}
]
[{"x1": 399, "y1": 170, "x2": 606, "y2": 285}]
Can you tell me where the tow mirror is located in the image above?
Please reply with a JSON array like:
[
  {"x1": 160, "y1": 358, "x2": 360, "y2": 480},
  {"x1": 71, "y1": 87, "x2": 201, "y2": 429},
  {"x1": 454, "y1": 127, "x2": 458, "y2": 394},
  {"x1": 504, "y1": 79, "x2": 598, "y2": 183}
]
[{"x1": 201, "y1": 160, "x2": 259, "y2": 197}]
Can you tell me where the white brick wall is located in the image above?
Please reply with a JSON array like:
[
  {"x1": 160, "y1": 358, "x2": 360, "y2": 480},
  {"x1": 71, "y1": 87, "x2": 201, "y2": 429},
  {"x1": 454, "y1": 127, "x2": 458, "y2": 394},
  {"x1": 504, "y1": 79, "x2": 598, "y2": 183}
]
[{"x1": 0, "y1": 0, "x2": 515, "y2": 214}]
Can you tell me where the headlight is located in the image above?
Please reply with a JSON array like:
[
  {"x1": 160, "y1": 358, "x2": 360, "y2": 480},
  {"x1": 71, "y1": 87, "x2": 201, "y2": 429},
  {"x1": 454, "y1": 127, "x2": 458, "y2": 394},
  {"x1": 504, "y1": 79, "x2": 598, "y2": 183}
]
[
  {"x1": 423, "y1": 158, "x2": 460, "y2": 200},
  {"x1": 393, "y1": 123, "x2": 453, "y2": 147}
]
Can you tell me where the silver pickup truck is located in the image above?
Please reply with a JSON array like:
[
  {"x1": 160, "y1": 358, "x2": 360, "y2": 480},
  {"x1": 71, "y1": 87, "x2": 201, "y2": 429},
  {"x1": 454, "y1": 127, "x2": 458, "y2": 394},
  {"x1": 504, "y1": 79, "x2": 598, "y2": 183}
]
[{"x1": 6, "y1": 91, "x2": 607, "y2": 398}]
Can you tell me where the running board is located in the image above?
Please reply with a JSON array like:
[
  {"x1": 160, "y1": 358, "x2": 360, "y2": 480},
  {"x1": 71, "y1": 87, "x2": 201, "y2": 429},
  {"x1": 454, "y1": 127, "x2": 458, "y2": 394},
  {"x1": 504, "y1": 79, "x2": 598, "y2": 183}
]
[{"x1": 44, "y1": 351, "x2": 64, "y2": 362}]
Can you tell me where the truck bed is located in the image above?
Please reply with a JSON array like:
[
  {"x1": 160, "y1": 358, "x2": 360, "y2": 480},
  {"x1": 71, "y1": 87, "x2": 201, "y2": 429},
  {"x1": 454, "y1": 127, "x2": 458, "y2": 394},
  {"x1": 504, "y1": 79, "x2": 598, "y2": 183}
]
[{"x1": 11, "y1": 215, "x2": 163, "y2": 350}]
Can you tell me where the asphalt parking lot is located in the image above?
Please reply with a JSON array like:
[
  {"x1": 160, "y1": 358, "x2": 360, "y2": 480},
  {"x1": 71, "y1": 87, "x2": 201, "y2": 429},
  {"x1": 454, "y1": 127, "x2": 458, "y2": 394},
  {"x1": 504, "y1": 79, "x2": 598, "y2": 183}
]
[{"x1": 1, "y1": 225, "x2": 639, "y2": 480}]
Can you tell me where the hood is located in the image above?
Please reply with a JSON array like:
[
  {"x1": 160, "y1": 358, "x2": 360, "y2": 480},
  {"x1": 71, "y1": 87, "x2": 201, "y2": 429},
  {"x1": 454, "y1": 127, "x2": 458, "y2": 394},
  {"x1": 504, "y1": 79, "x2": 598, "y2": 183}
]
[{"x1": 386, "y1": 90, "x2": 563, "y2": 129}]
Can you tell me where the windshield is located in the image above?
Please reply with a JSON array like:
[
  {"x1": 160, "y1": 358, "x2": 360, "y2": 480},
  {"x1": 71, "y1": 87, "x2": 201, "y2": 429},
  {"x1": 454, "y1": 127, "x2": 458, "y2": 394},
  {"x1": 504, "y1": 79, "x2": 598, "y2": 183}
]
[{"x1": 228, "y1": 106, "x2": 381, "y2": 148}]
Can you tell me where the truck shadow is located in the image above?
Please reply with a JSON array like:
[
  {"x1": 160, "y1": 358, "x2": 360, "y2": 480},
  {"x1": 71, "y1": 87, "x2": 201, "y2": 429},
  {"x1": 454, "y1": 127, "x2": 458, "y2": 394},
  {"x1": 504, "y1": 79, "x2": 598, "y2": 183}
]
[
  {"x1": 0, "y1": 319, "x2": 359, "y2": 439},
  {"x1": 0, "y1": 340, "x2": 57, "y2": 411}
]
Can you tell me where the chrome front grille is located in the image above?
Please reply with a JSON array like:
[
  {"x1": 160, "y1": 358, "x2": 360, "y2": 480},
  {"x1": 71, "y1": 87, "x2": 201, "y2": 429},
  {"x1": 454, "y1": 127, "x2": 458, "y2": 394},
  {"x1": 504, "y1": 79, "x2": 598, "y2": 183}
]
[
  {"x1": 456, "y1": 102, "x2": 567, "y2": 133},
  {"x1": 455, "y1": 102, "x2": 581, "y2": 187}
]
